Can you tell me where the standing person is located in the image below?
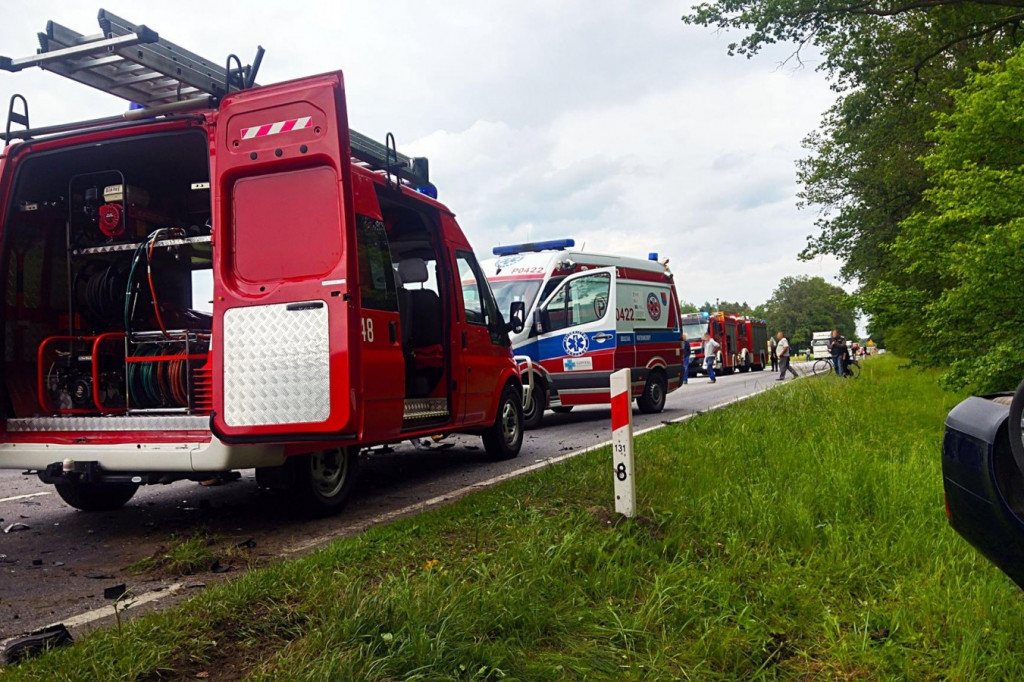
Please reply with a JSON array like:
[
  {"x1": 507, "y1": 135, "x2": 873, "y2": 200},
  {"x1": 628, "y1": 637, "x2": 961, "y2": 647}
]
[
  {"x1": 681, "y1": 332, "x2": 691, "y2": 385},
  {"x1": 769, "y1": 336, "x2": 778, "y2": 373},
  {"x1": 828, "y1": 329, "x2": 846, "y2": 377},
  {"x1": 776, "y1": 331, "x2": 798, "y2": 380},
  {"x1": 703, "y1": 333, "x2": 721, "y2": 384}
]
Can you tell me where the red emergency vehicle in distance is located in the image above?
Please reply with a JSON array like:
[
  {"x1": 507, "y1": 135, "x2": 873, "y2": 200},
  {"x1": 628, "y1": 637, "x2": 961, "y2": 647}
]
[
  {"x1": 0, "y1": 11, "x2": 526, "y2": 517},
  {"x1": 681, "y1": 312, "x2": 767, "y2": 375}
]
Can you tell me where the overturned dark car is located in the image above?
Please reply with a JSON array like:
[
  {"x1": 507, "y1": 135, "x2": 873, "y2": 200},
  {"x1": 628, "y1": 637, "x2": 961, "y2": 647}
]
[{"x1": 942, "y1": 387, "x2": 1024, "y2": 589}]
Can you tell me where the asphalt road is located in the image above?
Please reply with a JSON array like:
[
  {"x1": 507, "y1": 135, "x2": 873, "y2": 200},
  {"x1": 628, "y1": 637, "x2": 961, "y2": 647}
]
[{"x1": 0, "y1": 362, "x2": 810, "y2": 640}]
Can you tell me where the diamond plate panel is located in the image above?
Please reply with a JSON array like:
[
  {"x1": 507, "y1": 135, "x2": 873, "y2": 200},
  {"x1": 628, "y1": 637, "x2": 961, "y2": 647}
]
[
  {"x1": 223, "y1": 302, "x2": 331, "y2": 426},
  {"x1": 8, "y1": 416, "x2": 209, "y2": 432}
]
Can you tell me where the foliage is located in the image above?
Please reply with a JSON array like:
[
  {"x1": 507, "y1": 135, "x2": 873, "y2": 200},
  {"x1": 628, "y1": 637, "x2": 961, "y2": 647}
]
[
  {"x1": 682, "y1": 0, "x2": 1024, "y2": 341},
  {"x1": 868, "y1": 48, "x2": 1024, "y2": 391},
  {"x1": 15, "y1": 358, "x2": 1024, "y2": 680},
  {"x1": 697, "y1": 299, "x2": 754, "y2": 314},
  {"x1": 761, "y1": 275, "x2": 856, "y2": 345},
  {"x1": 678, "y1": 300, "x2": 699, "y2": 314}
]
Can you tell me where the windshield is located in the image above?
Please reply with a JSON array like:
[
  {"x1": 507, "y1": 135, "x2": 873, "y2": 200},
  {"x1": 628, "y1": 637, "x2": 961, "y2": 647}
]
[
  {"x1": 489, "y1": 279, "x2": 544, "y2": 315},
  {"x1": 682, "y1": 322, "x2": 706, "y2": 340}
]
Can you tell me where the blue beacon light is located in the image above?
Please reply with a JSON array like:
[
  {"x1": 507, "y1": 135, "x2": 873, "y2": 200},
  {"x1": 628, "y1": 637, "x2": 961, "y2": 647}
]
[{"x1": 492, "y1": 238, "x2": 576, "y2": 256}]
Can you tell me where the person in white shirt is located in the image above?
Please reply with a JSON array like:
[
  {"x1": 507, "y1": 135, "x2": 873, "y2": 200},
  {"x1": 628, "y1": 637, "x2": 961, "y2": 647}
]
[
  {"x1": 776, "y1": 331, "x2": 799, "y2": 380},
  {"x1": 702, "y1": 333, "x2": 721, "y2": 384}
]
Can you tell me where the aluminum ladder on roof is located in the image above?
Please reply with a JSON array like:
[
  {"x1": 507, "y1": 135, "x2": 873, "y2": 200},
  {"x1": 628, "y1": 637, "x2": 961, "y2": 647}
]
[
  {"x1": 0, "y1": 9, "x2": 432, "y2": 189},
  {"x1": 0, "y1": 9, "x2": 256, "y2": 106}
]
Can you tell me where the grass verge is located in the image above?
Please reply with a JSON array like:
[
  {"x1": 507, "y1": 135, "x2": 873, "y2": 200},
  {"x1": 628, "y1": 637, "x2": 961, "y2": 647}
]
[{"x1": 6, "y1": 355, "x2": 1024, "y2": 680}]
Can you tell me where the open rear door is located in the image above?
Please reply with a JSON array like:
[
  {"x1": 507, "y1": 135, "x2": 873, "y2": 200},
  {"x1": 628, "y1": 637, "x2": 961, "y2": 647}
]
[{"x1": 210, "y1": 73, "x2": 354, "y2": 443}]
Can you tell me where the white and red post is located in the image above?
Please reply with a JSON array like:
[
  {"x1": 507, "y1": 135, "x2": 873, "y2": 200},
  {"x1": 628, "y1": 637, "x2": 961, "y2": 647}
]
[{"x1": 610, "y1": 368, "x2": 635, "y2": 518}]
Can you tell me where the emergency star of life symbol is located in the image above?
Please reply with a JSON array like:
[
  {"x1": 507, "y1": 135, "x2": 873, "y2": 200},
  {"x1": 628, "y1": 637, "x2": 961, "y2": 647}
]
[
  {"x1": 563, "y1": 331, "x2": 590, "y2": 357},
  {"x1": 646, "y1": 292, "x2": 662, "y2": 321}
]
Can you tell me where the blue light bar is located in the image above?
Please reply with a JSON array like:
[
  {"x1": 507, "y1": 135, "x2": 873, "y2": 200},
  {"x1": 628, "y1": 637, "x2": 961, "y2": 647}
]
[
  {"x1": 492, "y1": 238, "x2": 575, "y2": 256},
  {"x1": 701, "y1": 311, "x2": 710, "y2": 318}
]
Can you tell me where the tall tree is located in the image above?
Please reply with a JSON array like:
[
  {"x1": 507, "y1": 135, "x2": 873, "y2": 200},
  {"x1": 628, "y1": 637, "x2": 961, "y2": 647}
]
[
  {"x1": 762, "y1": 275, "x2": 856, "y2": 347},
  {"x1": 682, "y1": 1, "x2": 1024, "y2": 333},
  {"x1": 867, "y1": 48, "x2": 1024, "y2": 391}
]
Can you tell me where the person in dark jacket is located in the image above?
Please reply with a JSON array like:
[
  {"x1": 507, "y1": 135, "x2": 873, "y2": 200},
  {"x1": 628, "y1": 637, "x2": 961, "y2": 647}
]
[
  {"x1": 769, "y1": 337, "x2": 778, "y2": 372},
  {"x1": 682, "y1": 332, "x2": 691, "y2": 385},
  {"x1": 828, "y1": 329, "x2": 846, "y2": 377}
]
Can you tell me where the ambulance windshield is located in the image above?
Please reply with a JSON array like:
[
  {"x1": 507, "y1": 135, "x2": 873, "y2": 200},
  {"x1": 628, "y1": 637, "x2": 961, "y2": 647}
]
[{"x1": 489, "y1": 279, "x2": 543, "y2": 316}]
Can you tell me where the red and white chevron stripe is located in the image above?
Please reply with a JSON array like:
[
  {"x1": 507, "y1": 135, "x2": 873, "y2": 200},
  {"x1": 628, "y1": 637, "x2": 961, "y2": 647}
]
[{"x1": 240, "y1": 116, "x2": 312, "y2": 140}]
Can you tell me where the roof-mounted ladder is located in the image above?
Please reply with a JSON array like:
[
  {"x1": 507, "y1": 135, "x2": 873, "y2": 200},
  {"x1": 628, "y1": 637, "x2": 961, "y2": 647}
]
[
  {"x1": 0, "y1": 8, "x2": 432, "y2": 190},
  {"x1": 0, "y1": 9, "x2": 259, "y2": 107}
]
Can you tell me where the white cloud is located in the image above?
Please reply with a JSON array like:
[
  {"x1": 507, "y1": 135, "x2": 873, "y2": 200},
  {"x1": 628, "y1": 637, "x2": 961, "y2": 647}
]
[{"x1": 0, "y1": 1, "x2": 845, "y2": 310}]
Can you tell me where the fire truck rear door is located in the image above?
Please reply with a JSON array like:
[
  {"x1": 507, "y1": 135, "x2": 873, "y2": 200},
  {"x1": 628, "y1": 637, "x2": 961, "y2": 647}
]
[{"x1": 210, "y1": 73, "x2": 354, "y2": 442}]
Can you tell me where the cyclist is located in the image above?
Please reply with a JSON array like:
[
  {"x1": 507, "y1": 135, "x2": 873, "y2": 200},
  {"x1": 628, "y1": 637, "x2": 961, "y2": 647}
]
[{"x1": 828, "y1": 329, "x2": 846, "y2": 377}]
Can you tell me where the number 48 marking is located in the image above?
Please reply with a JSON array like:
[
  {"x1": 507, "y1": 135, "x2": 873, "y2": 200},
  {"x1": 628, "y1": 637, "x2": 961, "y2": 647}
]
[{"x1": 361, "y1": 317, "x2": 374, "y2": 343}]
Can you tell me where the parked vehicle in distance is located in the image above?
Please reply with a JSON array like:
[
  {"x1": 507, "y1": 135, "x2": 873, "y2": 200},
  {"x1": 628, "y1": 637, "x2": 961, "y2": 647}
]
[
  {"x1": 680, "y1": 311, "x2": 767, "y2": 376},
  {"x1": 812, "y1": 331, "x2": 831, "y2": 360},
  {"x1": 480, "y1": 239, "x2": 683, "y2": 428},
  {"x1": 0, "y1": 10, "x2": 525, "y2": 516}
]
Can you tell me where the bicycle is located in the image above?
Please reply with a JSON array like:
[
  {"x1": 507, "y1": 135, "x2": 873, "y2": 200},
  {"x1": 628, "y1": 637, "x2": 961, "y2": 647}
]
[{"x1": 811, "y1": 356, "x2": 860, "y2": 378}]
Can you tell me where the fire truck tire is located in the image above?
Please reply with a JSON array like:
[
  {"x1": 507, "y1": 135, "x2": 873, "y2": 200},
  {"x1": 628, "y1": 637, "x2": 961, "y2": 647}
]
[
  {"x1": 54, "y1": 481, "x2": 139, "y2": 512},
  {"x1": 287, "y1": 447, "x2": 359, "y2": 517},
  {"x1": 521, "y1": 377, "x2": 547, "y2": 430},
  {"x1": 483, "y1": 384, "x2": 524, "y2": 460},
  {"x1": 637, "y1": 371, "x2": 667, "y2": 414},
  {"x1": 551, "y1": 406, "x2": 574, "y2": 414}
]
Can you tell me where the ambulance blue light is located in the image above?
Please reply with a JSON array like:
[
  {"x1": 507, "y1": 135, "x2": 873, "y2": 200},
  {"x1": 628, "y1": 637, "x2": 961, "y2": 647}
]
[
  {"x1": 648, "y1": 252, "x2": 658, "y2": 261},
  {"x1": 492, "y1": 239, "x2": 575, "y2": 256},
  {"x1": 701, "y1": 311, "x2": 710, "y2": 318}
]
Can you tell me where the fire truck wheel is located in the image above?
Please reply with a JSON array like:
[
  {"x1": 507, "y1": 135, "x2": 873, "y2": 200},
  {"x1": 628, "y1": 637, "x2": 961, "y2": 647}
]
[
  {"x1": 521, "y1": 378, "x2": 547, "y2": 430},
  {"x1": 54, "y1": 481, "x2": 139, "y2": 512},
  {"x1": 551, "y1": 406, "x2": 574, "y2": 414},
  {"x1": 288, "y1": 447, "x2": 359, "y2": 517},
  {"x1": 483, "y1": 384, "x2": 523, "y2": 460},
  {"x1": 637, "y1": 371, "x2": 667, "y2": 414}
]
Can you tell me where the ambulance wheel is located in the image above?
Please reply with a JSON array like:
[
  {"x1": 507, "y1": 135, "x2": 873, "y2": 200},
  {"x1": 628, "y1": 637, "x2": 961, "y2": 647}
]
[
  {"x1": 483, "y1": 384, "x2": 523, "y2": 460},
  {"x1": 288, "y1": 447, "x2": 359, "y2": 517},
  {"x1": 54, "y1": 481, "x2": 139, "y2": 512},
  {"x1": 551, "y1": 406, "x2": 574, "y2": 414},
  {"x1": 521, "y1": 380, "x2": 546, "y2": 430},
  {"x1": 637, "y1": 372, "x2": 667, "y2": 414}
]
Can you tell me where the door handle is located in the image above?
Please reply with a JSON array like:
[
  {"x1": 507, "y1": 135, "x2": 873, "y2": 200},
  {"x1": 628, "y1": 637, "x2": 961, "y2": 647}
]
[
  {"x1": 462, "y1": 331, "x2": 467, "y2": 349},
  {"x1": 389, "y1": 320, "x2": 397, "y2": 344},
  {"x1": 286, "y1": 301, "x2": 324, "y2": 312}
]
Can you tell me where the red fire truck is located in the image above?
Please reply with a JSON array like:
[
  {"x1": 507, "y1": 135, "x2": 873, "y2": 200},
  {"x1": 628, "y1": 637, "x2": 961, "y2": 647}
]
[
  {"x1": 0, "y1": 11, "x2": 525, "y2": 516},
  {"x1": 681, "y1": 312, "x2": 767, "y2": 375}
]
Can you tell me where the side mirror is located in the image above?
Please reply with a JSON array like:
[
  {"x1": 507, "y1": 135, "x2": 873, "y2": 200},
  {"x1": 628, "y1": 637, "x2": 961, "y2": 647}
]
[
  {"x1": 533, "y1": 308, "x2": 549, "y2": 335},
  {"x1": 508, "y1": 301, "x2": 526, "y2": 334}
]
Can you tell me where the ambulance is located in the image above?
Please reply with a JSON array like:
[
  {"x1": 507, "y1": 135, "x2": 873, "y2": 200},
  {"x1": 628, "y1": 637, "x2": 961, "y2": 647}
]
[
  {"x1": 0, "y1": 10, "x2": 525, "y2": 516},
  {"x1": 480, "y1": 240, "x2": 683, "y2": 428}
]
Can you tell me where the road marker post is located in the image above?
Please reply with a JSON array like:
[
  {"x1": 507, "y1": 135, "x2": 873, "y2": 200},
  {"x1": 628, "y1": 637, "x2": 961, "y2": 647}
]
[{"x1": 610, "y1": 368, "x2": 635, "y2": 518}]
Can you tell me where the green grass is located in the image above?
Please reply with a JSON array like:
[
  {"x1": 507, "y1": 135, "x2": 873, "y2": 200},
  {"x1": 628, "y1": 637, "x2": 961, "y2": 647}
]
[{"x1": 6, "y1": 355, "x2": 1024, "y2": 680}]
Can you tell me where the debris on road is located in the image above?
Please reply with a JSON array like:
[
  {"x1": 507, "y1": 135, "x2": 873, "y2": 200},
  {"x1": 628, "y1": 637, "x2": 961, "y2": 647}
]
[
  {"x1": 2, "y1": 623, "x2": 73, "y2": 665},
  {"x1": 103, "y1": 584, "x2": 127, "y2": 600},
  {"x1": 3, "y1": 523, "x2": 29, "y2": 534}
]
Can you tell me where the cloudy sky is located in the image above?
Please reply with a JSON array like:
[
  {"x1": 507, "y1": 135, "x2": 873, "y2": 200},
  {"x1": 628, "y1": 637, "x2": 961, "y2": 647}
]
[{"x1": 0, "y1": 1, "x2": 842, "y2": 310}]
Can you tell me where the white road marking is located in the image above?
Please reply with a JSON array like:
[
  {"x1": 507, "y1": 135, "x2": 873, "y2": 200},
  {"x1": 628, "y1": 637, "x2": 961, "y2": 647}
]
[
  {"x1": 284, "y1": 381, "x2": 782, "y2": 555},
  {"x1": 0, "y1": 491, "x2": 51, "y2": 504},
  {"x1": 54, "y1": 583, "x2": 183, "y2": 630}
]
